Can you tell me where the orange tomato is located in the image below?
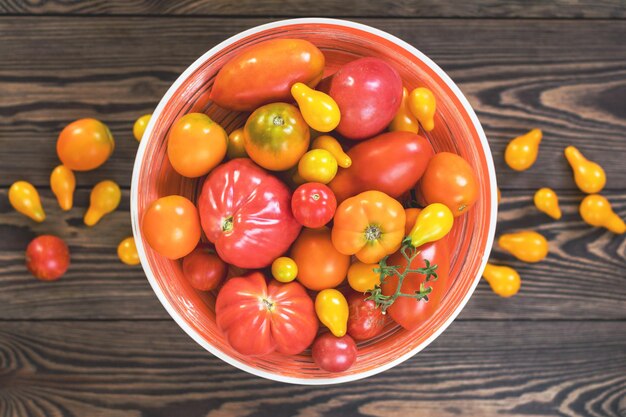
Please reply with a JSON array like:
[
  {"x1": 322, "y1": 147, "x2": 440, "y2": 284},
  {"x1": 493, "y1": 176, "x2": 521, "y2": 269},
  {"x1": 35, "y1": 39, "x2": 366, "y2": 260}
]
[
  {"x1": 290, "y1": 227, "x2": 350, "y2": 291},
  {"x1": 331, "y1": 190, "x2": 406, "y2": 263},
  {"x1": 347, "y1": 262, "x2": 381, "y2": 292},
  {"x1": 167, "y1": 113, "x2": 228, "y2": 178},
  {"x1": 227, "y1": 128, "x2": 247, "y2": 159},
  {"x1": 141, "y1": 195, "x2": 201, "y2": 260},
  {"x1": 244, "y1": 103, "x2": 310, "y2": 171},
  {"x1": 404, "y1": 208, "x2": 421, "y2": 235},
  {"x1": 56, "y1": 118, "x2": 115, "y2": 171},
  {"x1": 419, "y1": 152, "x2": 478, "y2": 217}
]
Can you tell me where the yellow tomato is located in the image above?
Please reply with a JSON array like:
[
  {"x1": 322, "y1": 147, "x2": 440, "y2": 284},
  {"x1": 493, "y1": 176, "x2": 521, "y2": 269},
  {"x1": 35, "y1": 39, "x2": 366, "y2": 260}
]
[
  {"x1": 408, "y1": 203, "x2": 454, "y2": 248},
  {"x1": 271, "y1": 257, "x2": 298, "y2": 283},
  {"x1": 564, "y1": 146, "x2": 606, "y2": 194},
  {"x1": 534, "y1": 188, "x2": 561, "y2": 220},
  {"x1": 168, "y1": 113, "x2": 228, "y2": 178},
  {"x1": 315, "y1": 289, "x2": 349, "y2": 337},
  {"x1": 579, "y1": 194, "x2": 625, "y2": 234},
  {"x1": 291, "y1": 82, "x2": 341, "y2": 132},
  {"x1": 133, "y1": 114, "x2": 151, "y2": 142},
  {"x1": 483, "y1": 263, "x2": 521, "y2": 297},
  {"x1": 117, "y1": 237, "x2": 140, "y2": 265},
  {"x1": 347, "y1": 262, "x2": 381, "y2": 292},
  {"x1": 9, "y1": 181, "x2": 45, "y2": 222},
  {"x1": 311, "y1": 135, "x2": 351, "y2": 168},
  {"x1": 504, "y1": 129, "x2": 542, "y2": 172},
  {"x1": 498, "y1": 231, "x2": 548, "y2": 263},
  {"x1": 57, "y1": 118, "x2": 115, "y2": 171},
  {"x1": 227, "y1": 128, "x2": 248, "y2": 159},
  {"x1": 389, "y1": 87, "x2": 419, "y2": 134},
  {"x1": 408, "y1": 87, "x2": 436, "y2": 132},
  {"x1": 50, "y1": 165, "x2": 75, "y2": 211},
  {"x1": 84, "y1": 180, "x2": 121, "y2": 226},
  {"x1": 298, "y1": 149, "x2": 338, "y2": 184}
]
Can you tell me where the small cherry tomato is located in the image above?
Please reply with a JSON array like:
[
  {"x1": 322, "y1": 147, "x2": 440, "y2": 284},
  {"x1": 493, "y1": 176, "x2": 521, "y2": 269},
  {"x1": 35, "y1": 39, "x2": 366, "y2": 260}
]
[
  {"x1": 408, "y1": 203, "x2": 454, "y2": 248},
  {"x1": 315, "y1": 289, "x2": 349, "y2": 337},
  {"x1": 133, "y1": 114, "x2": 151, "y2": 142},
  {"x1": 347, "y1": 292, "x2": 386, "y2": 341},
  {"x1": 142, "y1": 195, "x2": 201, "y2": 260},
  {"x1": 311, "y1": 333, "x2": 357, "y2": 373},
  {"x1": 291, "y1": 82, "x2": 341, "y2": 132},
  {"x1": 227, "y1": 128, "x2": 247, "y2": 159},
  {"x1": 57, "y1": 118, "x2": 115, "y2": 171},
  {"x1": 347, "y1": 261, "x2": 381, "y2": 292},
  {"x1": 50, "y1": 165, "x2": 75, "y2": 211},
  {"x1": 271, "y1": 256, "x2": 298, "y2": 283},
  {"x1": 168, "y1": 113, "x2": 228, "y2": 178},
  {"x1": 298, "y1": 149, "x2": 338, "y2": 184},
  {"x1": 84, "y1": 180, "x2": 121, "y2": 226},
  {"x1": 25, "y1": 235, "x2": 70, "y2": 281},
  {"x1": 408, "y1": 87, "x2": 436, "y2": 132},
  {"x1": 117, "y1": 237, "x2": 140, "y2": 265},
  {"x1": 9, "y1": 181, "x2": 45, "y2": 222},
  {"x1": 182, "y1": 244, "x2": 227, "y2": 291},
  {"x1": 291, "y1": 182, "x2": 337, "y2": 228}
]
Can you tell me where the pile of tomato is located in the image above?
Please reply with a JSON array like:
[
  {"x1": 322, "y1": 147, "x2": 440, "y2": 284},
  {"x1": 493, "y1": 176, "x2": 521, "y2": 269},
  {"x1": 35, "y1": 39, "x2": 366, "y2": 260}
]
[{"x1": 140, "y1": 38, "x2": 479, "y2": 373}]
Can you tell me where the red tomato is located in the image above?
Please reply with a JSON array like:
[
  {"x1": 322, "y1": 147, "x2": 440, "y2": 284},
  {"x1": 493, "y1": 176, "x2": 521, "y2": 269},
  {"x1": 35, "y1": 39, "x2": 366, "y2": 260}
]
[
  {"x1": 182, "y1": 244, "x2": 227, "y2": 291},
  {"x1": 291, "y1": 182, "x2": 337, "y2": 228},
  {"x1": 216, "y1": 272, "x2": 318, "y2": 356},
  {"x1": 210, "y1": 39, "x2": 325, "y2": 111},
  {"x1": 419, "y1": 152, "x2": 479, "y2": 217},
  {"x1": 329, "y1": 131, "x2": 434, "y2": 202},
  {"x1": 347, "y1": 292, "x2": 387, "y2": 341},
  {"x1": 25, "y1": 235, "x2": 70, "y2": 281},
  {"x1": 382, "y1": 238, "x2": 451, "y2": 330},
  {"x1": 197, "y1": 159, "x2": 301, "y2": 269},
  {"x1": 142, "y1": 196, "x2": 201, "y2": 260},
  {"x1": 311, "y1": 333, "x2": 357, "y2": 372},
  {"x1": 324, "y1": 57, "x2": 402, "y2": 140}
]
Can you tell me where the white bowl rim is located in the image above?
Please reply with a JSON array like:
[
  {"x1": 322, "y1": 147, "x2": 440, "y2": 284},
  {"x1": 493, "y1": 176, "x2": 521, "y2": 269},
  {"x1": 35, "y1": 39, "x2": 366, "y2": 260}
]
[{"x1": 131, "y1": 17, "x2": 498, "y2": 385}]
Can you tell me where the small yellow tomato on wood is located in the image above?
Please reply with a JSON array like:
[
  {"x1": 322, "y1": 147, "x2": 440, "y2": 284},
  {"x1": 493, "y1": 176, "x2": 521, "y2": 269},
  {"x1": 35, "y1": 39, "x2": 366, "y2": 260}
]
[
  {"x1": 50, "y1": 165, "x2": 75, "y2": 211},
  {"x1": 504, "y1": 129, "x2": 542, "y2": 172},
  {"x1": 564, "y1": 146, "x2": 606, "y2": 194},
  {"x1": 534, "y1": 188, "x2": 561, "y2": 220},
  {"x1": 483, "y1": 263, "x2": 521, "y2": 297},
  {"x1": 117, "y1": 237, "x2": 140, "y2": 265},
  {"x1": 133, "y1": 114, "x2": 151, "y2": 142},
  {"x1": 579, "y1": 194, "x2": 625, "y2": 234},
  {"x1": 498, "y1": 231, "x2": 548, "y2": 263},
  {"x1": 9, "y1": 181, "x2": 45, "y2": 222},
  {"x1": 84, "y1": 180, "x2": 121, "y2": 226}
]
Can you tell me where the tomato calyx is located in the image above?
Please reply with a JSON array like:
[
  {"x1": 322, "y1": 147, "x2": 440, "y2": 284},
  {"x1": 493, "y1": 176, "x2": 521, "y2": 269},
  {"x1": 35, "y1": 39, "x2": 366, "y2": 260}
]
[
  {"x1": 260, "y1": 296, "x2": 275, "y2": 312},
  {"x1": 364, "y1": 224, "x2": 382, "y2": 242},
  {"x1": 273, "y1": 116, "x2": 284, "y2": 126},
  {"x1": 222, "y1": 216, "x2": 234, "y2": 233},
  {"x1": 365, "y1": 242, "x2": 438, "y2": 314}
]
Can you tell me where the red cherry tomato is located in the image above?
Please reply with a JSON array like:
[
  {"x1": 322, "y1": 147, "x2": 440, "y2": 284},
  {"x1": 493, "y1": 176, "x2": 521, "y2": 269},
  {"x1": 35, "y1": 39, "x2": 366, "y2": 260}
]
[
  {"x1": 311, "y1": 333, "x2": 357, "y2": 373},
  {"x1": 25, "y1": 235, "x2": 70, "y2": 281},
  {"x1": 182, "y1": 244, "x2": 227, "y2": 291},
  {"x1": 347, "y1": 292, "x2": 387, "y2": 341},
  {"x1": 291, "y1": 182, "x2": 337, "y2": 228}
]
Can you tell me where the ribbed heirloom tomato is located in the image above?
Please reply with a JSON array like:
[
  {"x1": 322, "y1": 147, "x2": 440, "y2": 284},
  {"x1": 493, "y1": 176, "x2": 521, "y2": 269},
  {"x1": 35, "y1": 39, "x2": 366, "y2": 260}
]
[
  {"x1": 198, "y1": 159, "x2": 301, "y2": 269},
  {"x1": 216, "y1": 272, "x2": 318, "y2": 356}
]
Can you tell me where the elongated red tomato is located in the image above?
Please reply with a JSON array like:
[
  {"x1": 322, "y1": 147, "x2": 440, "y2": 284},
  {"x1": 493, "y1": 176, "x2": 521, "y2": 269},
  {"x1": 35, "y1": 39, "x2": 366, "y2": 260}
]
[
  {"x1": 329, "y1": 131, "x2": 434, "y2": 202},
  {"x1": 210, "y1": 39, "x2": 325, "y2": 111},
  {"x1": 381, "y1": 237, "x2": 451, "y2": 330},
  {"x1": 197, "y1": 159, "x2": 301, "y2": 269},
  {"x1": 216, "y1": 272, "x2": 318, "y2": 356}
]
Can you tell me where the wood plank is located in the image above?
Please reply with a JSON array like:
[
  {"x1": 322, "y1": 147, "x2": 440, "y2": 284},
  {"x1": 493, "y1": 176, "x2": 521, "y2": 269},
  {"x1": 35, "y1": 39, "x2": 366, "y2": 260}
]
[
  {"x1": 1, "y1": 17, "x2": 626, "y2": 188},
  {"x1": 0, "y1": 319, "x2": 624, "y2": 417},
  {"x1": 1, "y1": 0, "x2": 625, "y2": 18},
  {"x1": 1, "y1": 188, "x2": 624, "y2": 320}
]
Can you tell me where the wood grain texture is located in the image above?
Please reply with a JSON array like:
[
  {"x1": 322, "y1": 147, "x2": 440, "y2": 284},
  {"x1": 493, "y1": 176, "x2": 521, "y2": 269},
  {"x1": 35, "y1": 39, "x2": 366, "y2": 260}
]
[
  {"x1": 1, "y1": 188, "x2": 624, "y2": 320},
  {"x1": 0, "y1": 320, "x2": 625, "y2": 417},
  {"x1": 1, "y1": 17, "x2": 626, "y2": 188},
  {"x1": 1, "y1": 0, "x2": 625, "y2": 18}
]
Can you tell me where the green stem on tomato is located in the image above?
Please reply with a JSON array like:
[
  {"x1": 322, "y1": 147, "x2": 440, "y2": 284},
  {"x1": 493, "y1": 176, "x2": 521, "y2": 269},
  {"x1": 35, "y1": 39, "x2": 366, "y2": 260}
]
[{"x1": 364, "y1": 240, "x2": 438, "y2": 314}]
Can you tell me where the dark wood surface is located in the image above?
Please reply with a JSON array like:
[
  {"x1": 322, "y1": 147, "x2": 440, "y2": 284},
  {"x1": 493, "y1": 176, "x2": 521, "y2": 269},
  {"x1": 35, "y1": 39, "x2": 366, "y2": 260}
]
[{"x1": 0, "y1": 2, "x2": 625, "y2": 416}]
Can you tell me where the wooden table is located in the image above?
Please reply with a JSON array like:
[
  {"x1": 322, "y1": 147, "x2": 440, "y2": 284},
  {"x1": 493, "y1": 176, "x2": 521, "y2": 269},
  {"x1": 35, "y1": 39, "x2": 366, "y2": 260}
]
[{"x1": 1, "y1": 2, "x2": 625, "y2": 416}]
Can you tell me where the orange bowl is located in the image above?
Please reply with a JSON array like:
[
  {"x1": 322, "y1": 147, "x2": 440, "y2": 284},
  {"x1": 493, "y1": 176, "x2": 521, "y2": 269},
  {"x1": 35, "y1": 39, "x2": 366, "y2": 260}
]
[{"x1": 131, "y1": 18, "x2": 497, "y2": 384}]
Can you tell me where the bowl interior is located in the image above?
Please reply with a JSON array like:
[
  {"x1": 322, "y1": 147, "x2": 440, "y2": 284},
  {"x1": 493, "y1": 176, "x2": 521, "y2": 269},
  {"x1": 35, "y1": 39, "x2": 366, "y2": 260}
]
[{"x1": 132, "y1": 19, "x2": 495, "y2": 383}]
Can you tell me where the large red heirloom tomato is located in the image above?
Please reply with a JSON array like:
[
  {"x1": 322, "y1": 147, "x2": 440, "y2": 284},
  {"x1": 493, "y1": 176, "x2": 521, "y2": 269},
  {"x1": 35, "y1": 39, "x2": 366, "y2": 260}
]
[
  {"x1": 215, "y1": 272, "x2": 319, "y2": 356},
  {"x1": 197, "y1": 158, "x2": 301, "y2": 269}
]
